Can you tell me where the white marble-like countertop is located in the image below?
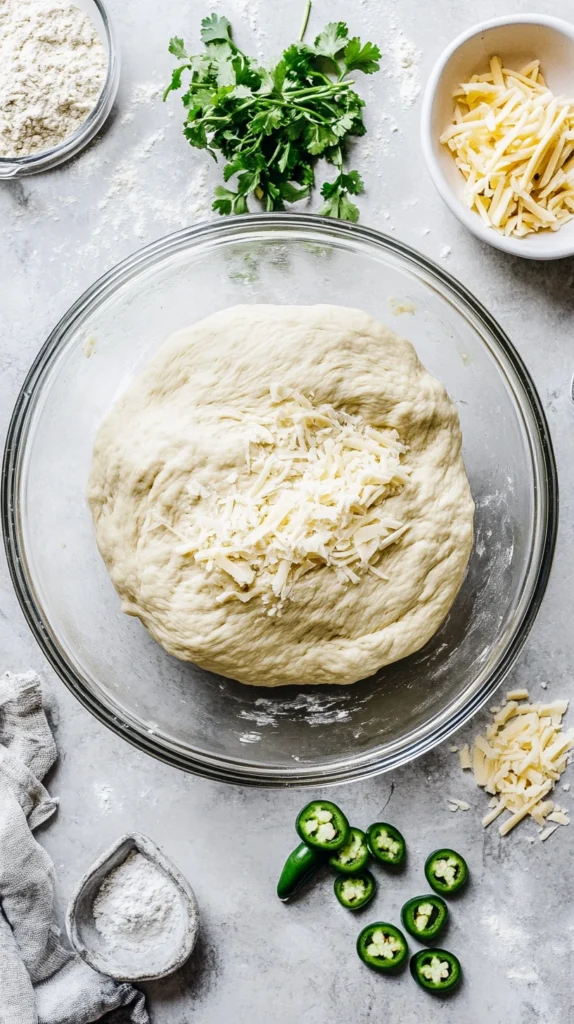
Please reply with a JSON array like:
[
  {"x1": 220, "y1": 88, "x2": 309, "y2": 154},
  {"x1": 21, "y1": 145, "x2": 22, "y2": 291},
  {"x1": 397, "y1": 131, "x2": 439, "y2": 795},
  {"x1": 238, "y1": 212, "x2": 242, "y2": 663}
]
[{"x1": 1, "y1": 1, "x2": 573, "y2": 1020}]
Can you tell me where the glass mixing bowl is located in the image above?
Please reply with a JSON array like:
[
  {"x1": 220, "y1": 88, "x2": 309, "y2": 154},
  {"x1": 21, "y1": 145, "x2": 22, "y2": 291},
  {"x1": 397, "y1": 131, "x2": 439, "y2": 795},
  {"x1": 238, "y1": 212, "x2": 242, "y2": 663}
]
[{"x1": 1, "y1": 215, "x2": 557, "y2": 785}]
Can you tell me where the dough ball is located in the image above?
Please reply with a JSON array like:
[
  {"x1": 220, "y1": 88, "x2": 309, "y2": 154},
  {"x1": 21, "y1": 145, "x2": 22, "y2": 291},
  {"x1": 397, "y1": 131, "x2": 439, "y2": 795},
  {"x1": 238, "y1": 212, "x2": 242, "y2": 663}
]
[{"x1": 88, "y1": 305, "x2": 474, "y2": 686}]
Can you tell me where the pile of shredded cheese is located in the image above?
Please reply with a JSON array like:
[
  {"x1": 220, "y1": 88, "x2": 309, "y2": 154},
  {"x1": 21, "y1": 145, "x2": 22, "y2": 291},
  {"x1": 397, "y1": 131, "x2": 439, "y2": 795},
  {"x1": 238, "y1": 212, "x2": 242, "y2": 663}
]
[
  {"x1": 459, "y1": 690, "x2": 573, "y2": 839},
  {"x1": 441, "y1": 56, "x2": 574, "y2": 236},
  {"x1": 174, "y1": 387, "x2": 410, "y2": 610}
]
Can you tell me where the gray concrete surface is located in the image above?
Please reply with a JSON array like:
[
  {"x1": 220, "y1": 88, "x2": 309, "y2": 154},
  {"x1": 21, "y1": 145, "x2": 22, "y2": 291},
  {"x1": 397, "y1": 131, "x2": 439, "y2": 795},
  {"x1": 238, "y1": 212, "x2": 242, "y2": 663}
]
[{"x1": 1, "y1": 0, "x2": 574, "y2": 1020}]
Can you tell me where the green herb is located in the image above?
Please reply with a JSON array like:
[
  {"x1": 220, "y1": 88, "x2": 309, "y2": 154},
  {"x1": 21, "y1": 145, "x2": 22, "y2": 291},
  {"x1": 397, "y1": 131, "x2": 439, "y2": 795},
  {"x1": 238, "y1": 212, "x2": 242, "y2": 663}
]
[{"x1": 164, "y1": 3, "x2": 380, "y2": 221}]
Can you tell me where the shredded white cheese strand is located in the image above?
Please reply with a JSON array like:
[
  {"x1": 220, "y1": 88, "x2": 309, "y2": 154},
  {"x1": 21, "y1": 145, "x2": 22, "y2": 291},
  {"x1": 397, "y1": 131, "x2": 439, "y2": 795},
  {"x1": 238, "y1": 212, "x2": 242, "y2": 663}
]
[
  {"x1": 441, "y1": 56, "x2": 574, "y2": 237},
  {"x1": 152, "y1": 387, "x2": 410, "y2": 610},
  {"x1": 460, "y1": 695, "x2": 573, "y2": 837}
]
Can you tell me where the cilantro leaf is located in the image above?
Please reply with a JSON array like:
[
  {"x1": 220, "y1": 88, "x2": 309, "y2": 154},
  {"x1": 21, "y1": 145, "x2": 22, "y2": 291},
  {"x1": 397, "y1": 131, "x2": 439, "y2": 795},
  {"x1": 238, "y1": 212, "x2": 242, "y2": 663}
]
[
  {"x1": 264, "y1": 184, "x2": 283, "y2": 211},
  {"x1": 257, "y1": 69, "x2": 275, "y2": 95},
  {"x1": 343, "y1": 38, "x2": 381, "y2": 74},
  {"x1": 237, "y1": 168, "x2": 261, "y2": 195},
  {"x1": 304, "y1": 122, "x2": 337, "y2": 155},
  {"x1": 336, "y1": 193, "x2": 360, "y2": 221},
  {"x1": 212, "y1": 185, "x2": 249, "y2": 215},
  {"x1": 340, "y1": 169, "x2": 364, "y2": 195},
  {"x1": 319, "y1": 170, "x2": 364, "y2": 221},
  {"x1": 277, "y1": 143, "x2": 291, "y2": 174},
  {"x1": 279, "y1": 181, "x2": 311, "y2": 203},
  {"x1": 313, "y1": 21, "x2": 348, "y2": 59},
  {"x1": 204, "y1": 41, "x2": 234, "y2": 66},
  {"x1": 168, "y1": 37, "x2": 187, "y2": 60},
  {"x1": 319, "y1": 188, "x2": 360, "y2": 222},
  {"x1": 184, "y1": 122, "x2": 209, "y2": 149},
  {"x1": 319, "y1": 168, "x2": 364, "y2": 196},
  {"x1": 223, "y1": 161, "x2": 239, "y2": 182},
  {"x1": 212, "y1": 185, "x2": 235, "y2": 215},
  {"x1": 234, "y1": 193, "x2": 249, "y2": 214},
  {"x1": 163, "y1": 66, "x2": 185, "y2": 100},
  {"x1": 332, "y1": 111, "x2": 355, "y2": 137},
  {"x1": 272, "y1": 60, "x2": 287, "y2": 93},
  {"x1": 215, "y1": 58, "x2": 237, "y2": 87},
  {"x1": 231, "y1": 83, "x2": 254, "y2": 99},
  {"x1": 201, "y1": 14, "x2": 233, "y2": 45},
  {"x1": 250, "y1": 106, "x2": 283, "y2": 135},
  {"x1": 282, "y1": 43, "x2": 317, "y2": 82},
  {"x1": 299, "y1": 162, "x2": 315, "y2": 187}
]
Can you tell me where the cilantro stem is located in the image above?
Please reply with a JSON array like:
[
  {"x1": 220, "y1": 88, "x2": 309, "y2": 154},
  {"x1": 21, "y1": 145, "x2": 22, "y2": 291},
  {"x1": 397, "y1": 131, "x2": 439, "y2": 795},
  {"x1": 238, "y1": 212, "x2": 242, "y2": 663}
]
[
  {"x1": 298, "y1": 0, "x2": 312, "y2": 42},
  {"x1": 284, "y1": 82, "x2": 353, "y2": 98}
]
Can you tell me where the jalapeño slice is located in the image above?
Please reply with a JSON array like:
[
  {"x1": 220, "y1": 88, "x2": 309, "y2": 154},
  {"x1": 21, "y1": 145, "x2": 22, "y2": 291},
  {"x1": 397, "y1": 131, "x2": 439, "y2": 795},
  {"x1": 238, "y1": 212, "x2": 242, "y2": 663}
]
[
  {"x1": 334, "y1": 870, "x2": 376, "y2": 910},
  {"x1": 296, "y1": 800, "x2": 350, "y2": 852},
  {"x1": 401, "y1": 894, "x2": 448, "y2": 942},
  {"x1": 328, "y1": 827, "x2": 369, "y2": 874},
  {"x1": 366, "y1": 822, "x2": 406, "y2": 868},
  {"x1": 424, "y1": 849, "x2": 468, "y2": 896},
  {"x1": 410, "y1": 948, "x2": 462, "y2": 994},
  {"x1": 357, "y1": 922, "x2": 409, "y2": 973}
]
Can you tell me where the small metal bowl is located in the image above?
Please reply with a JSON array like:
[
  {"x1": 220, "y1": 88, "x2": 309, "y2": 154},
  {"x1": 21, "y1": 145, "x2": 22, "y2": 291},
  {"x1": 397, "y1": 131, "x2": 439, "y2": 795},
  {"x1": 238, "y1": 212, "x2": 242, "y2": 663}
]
[
  {"x1": 0, "y1": 0, "x2": 120, "y2": 178},
  {"x1": 66, "y1": 832, "x2": 200, "y2": 982}
]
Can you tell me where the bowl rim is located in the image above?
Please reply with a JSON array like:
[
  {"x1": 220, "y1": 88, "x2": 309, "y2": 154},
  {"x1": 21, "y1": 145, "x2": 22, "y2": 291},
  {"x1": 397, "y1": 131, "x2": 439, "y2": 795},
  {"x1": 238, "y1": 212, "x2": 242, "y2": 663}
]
[
  {"x1": 0, "y1": 0, "x2": 121, "y2": 178},
  {"x1": 420, "y1": 14, "x2": 574, "y2": 260},
  {"x1": 0, "y1": 213, "x2": 559, "y2": 787}
]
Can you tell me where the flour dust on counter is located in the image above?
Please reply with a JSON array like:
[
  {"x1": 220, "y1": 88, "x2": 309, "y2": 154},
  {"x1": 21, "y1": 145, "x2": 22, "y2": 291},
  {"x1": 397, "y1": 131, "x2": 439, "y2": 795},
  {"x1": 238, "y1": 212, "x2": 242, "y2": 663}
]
[{"x1": 390, "y1": 31, "x2": 421, "y2": 109}]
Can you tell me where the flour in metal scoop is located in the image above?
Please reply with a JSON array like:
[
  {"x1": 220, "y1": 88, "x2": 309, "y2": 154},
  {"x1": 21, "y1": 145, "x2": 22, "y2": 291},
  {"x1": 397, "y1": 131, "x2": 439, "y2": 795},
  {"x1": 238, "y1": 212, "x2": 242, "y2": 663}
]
[{"x1": 93, "y1": 851, "x2": 178, "y2": 950}]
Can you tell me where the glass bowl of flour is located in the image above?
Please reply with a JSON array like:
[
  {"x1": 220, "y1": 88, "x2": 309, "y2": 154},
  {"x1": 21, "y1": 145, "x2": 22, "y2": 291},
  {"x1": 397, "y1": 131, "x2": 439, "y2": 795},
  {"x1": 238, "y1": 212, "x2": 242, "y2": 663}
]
[
  {"x1": 2, "y1": 215, "x2": 557, "y2": 784},
  {"x1": 0, "y1": 0, "x2": 120, "y2": 177}
]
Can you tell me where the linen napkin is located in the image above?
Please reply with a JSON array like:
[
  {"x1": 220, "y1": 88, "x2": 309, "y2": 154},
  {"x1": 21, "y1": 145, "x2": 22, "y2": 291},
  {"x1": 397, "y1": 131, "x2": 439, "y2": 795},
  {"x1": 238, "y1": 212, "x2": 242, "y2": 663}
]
[{"x1": 0, "y1": 669, "x2": 149, "y2": 1024}]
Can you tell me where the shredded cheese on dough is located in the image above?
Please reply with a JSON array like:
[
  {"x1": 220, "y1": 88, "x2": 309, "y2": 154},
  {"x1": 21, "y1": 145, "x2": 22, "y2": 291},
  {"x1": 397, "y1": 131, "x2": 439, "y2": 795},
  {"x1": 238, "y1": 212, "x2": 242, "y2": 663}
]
[
  {"x1": 461, "y1": 694, "x2": 573, "y2": 837},
  {"x1": 441, "y1": 56, "x2": 574, "y2": 237},
  {"x1": 171, "y1": 387, "x2": 410, "y2": 609}
]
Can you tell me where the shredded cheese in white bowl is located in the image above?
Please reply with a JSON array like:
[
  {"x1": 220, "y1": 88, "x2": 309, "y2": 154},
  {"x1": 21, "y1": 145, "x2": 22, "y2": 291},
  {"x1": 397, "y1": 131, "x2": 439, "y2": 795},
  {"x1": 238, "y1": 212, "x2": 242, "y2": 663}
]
[
  {"x1": 421, "y1": 15, "x2": 574, "y2": 259},
  {"x1": 441, "y1": 56, "x2": 574, "y2": 237}
]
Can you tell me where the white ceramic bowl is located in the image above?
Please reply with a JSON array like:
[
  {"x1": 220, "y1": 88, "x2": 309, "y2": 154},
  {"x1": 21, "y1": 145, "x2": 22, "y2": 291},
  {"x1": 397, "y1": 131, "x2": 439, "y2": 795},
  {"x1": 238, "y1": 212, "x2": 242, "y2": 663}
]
[{"x1": 421, "y1": 15, "x2": 574, "y2": 260}]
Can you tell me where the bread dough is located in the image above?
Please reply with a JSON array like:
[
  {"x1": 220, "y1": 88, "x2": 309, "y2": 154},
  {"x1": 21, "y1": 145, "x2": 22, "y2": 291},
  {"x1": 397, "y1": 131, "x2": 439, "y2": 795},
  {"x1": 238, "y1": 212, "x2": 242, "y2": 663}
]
[{"x1": 88, "y1": 305, "x2": 474, "y2": 686}]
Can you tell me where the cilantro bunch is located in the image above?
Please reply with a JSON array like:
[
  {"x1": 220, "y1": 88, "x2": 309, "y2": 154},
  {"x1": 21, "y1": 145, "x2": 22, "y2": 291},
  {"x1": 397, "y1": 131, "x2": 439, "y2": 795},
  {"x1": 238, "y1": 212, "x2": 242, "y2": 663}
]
[{"x1": 164, "y1": 6, "x2": 381, "y2": 221}]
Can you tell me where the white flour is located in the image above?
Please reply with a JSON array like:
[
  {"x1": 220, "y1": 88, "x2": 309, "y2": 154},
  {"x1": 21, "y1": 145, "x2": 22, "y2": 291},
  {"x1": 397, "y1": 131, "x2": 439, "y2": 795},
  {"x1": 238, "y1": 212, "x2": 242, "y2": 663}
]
[
  {"x1": 93, "y1": 851, "x2": 178, "y2": 949},
  {"x1": 0, "y1": 0, "x2": 107, "y2": 158},
  {"x1": 390, "y1": 32, "x2": 421, "y2": 109},
  {"x1": 93, "y1": 782, "x2": 113, "y2": 813}
]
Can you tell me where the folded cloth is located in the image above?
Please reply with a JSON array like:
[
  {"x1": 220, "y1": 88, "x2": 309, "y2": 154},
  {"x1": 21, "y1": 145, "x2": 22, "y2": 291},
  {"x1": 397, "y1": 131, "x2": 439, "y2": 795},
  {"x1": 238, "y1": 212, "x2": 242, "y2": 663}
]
[{"x1": 0, "y1": 670, "x2": 149, "y2": 1024}]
